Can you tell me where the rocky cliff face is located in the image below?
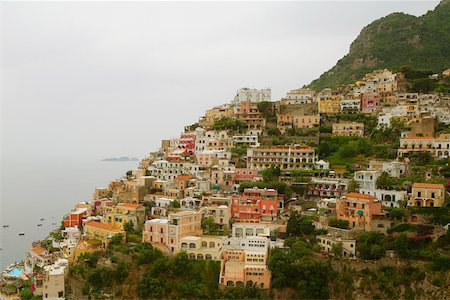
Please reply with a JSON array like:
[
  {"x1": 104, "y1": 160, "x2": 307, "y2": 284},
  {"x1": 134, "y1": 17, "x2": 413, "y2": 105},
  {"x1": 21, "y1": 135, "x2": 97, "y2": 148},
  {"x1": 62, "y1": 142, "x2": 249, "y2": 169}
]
[{"x1": 309, "y1": 0, "x2": 450, "y2": 91}]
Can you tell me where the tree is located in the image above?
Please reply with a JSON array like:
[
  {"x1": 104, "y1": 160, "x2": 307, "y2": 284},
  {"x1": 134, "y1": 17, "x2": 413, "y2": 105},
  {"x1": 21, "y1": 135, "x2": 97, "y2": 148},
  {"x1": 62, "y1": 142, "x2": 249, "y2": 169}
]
[
  {"x1": 123, "y1": 220, "x2": 135, "y2": 234},
  {"x1": 261, "y1": 166, "x2": 281, "y2": 182},
  {"x1": 201, "y1": 217, "x2": 219, "y2": 233},
  {"x1": 286, "y1": 211, "x2": 315, "y2": 236},
  {"x1": 331, "y1": 242, "x2": 344, "y2": 258},
  {"x1": 357, "y1": 232, "x2": 386, "y2": 260},
  {"x1": 347, "y1": 179, "x2": 360, "y2": 193},
  {"x1": 393, "y1": 233, "x2": 409, "y2": 258},
  {"x1": 171, "y1": 200, "x2": 181, "y2": 208}
]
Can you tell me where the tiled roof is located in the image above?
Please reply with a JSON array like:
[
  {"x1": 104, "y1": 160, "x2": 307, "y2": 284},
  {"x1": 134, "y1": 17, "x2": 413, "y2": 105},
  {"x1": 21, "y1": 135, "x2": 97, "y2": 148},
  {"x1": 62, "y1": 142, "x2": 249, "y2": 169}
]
[
  {"x1": 401, "y1": 136, "x2": 435, "y2": 140},
  {"x1": 345, "y1": 192, "x2": 376, "y2": 200},
  {"x1": 176, "y1": 175, "x2": 193, "y2": 181},
  {"x1": 86, "y1": 221, "x2": 122, "y2": 232},
  {"x1": 31, "y1": 246, "x2": 49, "y2": 256},
  {"x1": 120, "y1": 203, "x2": 142, "y2": 209},
  {"x1": 412, "y1": 183, "x2": 445, "y2": 189}
]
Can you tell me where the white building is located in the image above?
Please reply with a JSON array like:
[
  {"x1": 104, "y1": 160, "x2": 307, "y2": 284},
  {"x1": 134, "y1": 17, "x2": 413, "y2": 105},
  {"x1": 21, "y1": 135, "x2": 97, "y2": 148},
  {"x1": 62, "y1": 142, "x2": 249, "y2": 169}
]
[
  {"x1": 232, "y1": 87, "x2": 271, "y2": 105},
  {"x1": 359, "y1": 188, "x2": 407, "y2": 208},
  {"x1": 317, "y1": 235, "x2": 356, "y2": 258},
  {"x1": 354, "y1": 170, "x2": 381, "y2": 191},
  {"x1": 233, "y1": 135, "x2": 260, "y2": 148},
  {"x1": 232, "y1": 223, "x2": 271, "y2": 238},
  {"x1": 42, "y1": 259, "x2": 68, "y2": 300},
  {"x1": 147, "y1": 160, "x2": 200, "y2": 182},
  {"x1": 340, "y1": 99, "x2": 361, "y2": 112}
]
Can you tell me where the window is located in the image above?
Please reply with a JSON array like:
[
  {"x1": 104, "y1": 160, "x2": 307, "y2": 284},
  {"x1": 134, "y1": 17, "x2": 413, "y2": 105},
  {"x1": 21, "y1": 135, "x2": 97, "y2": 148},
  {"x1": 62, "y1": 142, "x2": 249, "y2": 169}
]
[{"x1": 417, "y1": 192, "x2": 422, "y2": 197}]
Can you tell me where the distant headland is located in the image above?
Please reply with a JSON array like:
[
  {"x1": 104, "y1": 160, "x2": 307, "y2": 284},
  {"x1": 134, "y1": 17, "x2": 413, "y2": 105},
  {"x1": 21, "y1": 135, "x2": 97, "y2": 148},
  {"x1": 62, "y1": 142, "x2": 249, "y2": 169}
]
[{"x1": 101, "y1": 156, "x2": 139, "y2": 162}]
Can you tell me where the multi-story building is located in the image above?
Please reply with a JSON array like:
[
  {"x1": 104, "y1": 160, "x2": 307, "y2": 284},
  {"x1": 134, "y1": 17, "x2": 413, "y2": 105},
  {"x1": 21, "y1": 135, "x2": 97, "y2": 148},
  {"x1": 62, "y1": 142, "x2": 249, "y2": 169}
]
[
  {"x1": 231, "y1": 223, "x2": 271, "y2": 238},
  {"x1": 147, "y1": 160, "x2": 200, "y2": 182},
  {"x1": 84, "y1": 221, "x2": 125, "y2": 248},
  {"x1": 361, "y1": 92, "x2": 380, "y2": 113},
  {"x1": 368, "y1": 160, "x2": 407, "y2": 178},
  {"x1": 142, "y1": 210, "x2": 202, "y2": 253},
  {"x1": 277, "y1": 110, "x2": 319, "y2": 133},
  {"x1": 340, "y1": 98, "x2": 361, "y2": 113},
  {"x1": 219, "y1": 236, "x2": 271, "y2": 289},
  {"x1": 318, "y1": 93, "x2": 341, "y2": 114},
  {"x1": 309, "y1": 177, "x2": 348, "y2": 199},
  {"x1": 63, "y1": 208, "x2": 87, "y2": 229},
  {"x1": 104, "y1": 203, "x2": 146, "y2": 230},
  {"x1": 233, "y1": 168, "x2": 262, "y2": 184},
  {"x1": 42, "y1": 259, "x2": 68, "y2": 300},
  {"x1": 409, "y1": 183, "x2": 446, "y2": 207},
  {"x1": 332, "y1": 122, "x2": 364, "y2": 137},
  {"x1": 336, "y1": 192, "x2": 383, "y2": 231},
  {"x1": 354, "y1": 170, "x2": 381, "y2": 191},
  {"x1": 204, "y1": 204, "x2": 231, "y2": 230},
  {"x1": 233, "y1": 135, "x2": 260, "y2": 148},
  {"x1": 398, "y1": 135, "x2": 450, "y2": 159},
  {"x1": 279, "y1": 88, "x2": 315, "y2": 105},
  {"x1": 25, "y1": 246, "x2": 54, "y2": 274},
  {"x1": 317, "y1": 235, "x2": 356, "y2": 258},
  {"x1": 199, "y1": 104, "x2": 234, "y2": 129},
  {"x1": 179, "y1": 236, "x2": 223, "y2": 260},
  {"x1": 247, "y1": 145, "x2": 317, "y2": 171},
  {"x1": 235, "y1": 101, "x2": 266, "y2": 130},
  {"x1": 231, "y1": 188, "x2": 282, "y2": 222},
  {"x1": 196, "y1": 150, "x2": 232, "y2": 168},
  {"x1": 359, "y1": 189, "x2": 408, "y2": 208},
  {"x1": 232, "y1": 88, "x2": 271, "y2": 105}
]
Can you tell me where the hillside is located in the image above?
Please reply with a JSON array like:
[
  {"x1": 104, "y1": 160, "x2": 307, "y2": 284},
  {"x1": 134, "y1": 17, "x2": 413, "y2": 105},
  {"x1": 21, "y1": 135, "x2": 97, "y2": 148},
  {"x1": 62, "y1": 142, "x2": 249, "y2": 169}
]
[{"x1": 308, "y1": 0, "x2": 450, "y2": 91}]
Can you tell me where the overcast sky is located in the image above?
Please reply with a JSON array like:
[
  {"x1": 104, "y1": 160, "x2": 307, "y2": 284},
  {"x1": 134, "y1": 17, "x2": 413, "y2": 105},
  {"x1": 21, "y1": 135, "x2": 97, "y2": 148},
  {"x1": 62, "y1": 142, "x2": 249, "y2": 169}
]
[{"x1": 1, "y1": 1, "x2": 440, "y2": 161}]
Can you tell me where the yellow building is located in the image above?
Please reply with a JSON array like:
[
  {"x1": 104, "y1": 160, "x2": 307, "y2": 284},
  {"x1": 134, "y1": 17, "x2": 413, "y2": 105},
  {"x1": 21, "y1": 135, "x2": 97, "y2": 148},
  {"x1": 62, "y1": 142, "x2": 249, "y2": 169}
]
[
  {"x1": 200, "y1": 105, "x2": 234, "y2": 128},
  {"x1": 332, "y1": 121, "x2": 365, "y2": 137},
  {"x1": 179, "y1": 236, "x2": 223, "y2": 260},
  {"x1": 318, "y1": 95, "x2": 341, "y2": 114},
  {"x1": 84, "y1": 221, "x2": 125, "y2": 248},
  {"x1": 409, "y1": 183, "x2": 446, "y2": 207}
]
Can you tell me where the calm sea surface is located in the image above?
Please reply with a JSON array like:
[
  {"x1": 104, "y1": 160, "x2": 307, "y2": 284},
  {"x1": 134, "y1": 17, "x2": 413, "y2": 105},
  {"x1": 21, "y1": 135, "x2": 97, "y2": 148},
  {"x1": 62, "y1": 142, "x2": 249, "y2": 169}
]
[{"x1": 0, "y1": 157, "x2": 138, "y2": 271}]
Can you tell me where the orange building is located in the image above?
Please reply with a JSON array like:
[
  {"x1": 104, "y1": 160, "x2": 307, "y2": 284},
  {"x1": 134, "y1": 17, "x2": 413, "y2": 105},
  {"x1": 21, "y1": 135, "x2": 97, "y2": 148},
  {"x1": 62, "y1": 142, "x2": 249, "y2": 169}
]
[
  {"x1": 336, "y1": 192, "x2": 383, "y2": 231},
  {"x1": 231, "y1": 188, "x2": 281, "y2": 222}
]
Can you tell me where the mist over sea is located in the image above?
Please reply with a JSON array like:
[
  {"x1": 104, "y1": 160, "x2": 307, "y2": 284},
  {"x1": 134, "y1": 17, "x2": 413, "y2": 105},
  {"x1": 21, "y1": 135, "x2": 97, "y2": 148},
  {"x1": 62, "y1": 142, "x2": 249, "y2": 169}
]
[{"x1": 0, "y1": 157, "x2": 139, "y2": 271}]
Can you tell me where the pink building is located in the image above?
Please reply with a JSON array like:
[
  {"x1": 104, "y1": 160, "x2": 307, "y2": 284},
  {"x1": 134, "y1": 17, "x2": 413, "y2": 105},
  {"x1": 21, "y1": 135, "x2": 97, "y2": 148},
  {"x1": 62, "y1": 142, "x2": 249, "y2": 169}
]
[
  {"x1": 234, "y1": 169, "x2": 262, "y2": 183},
  {"x1": 231, "y1": 188, "x2": 282, "y2": 222},
  {"x1": 336, "y1": 192, "x2": 382, "y2": 231},
  {"x1": 361, "y1": 92, "x2": 380, "y2": 113}
]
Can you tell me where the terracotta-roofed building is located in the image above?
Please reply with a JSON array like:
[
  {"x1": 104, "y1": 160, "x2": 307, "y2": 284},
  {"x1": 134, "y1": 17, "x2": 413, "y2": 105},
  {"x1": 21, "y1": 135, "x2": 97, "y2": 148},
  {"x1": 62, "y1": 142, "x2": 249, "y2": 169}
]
[
  {"x1": 409, "y1": 183, "x2": 446, "y2": 207},
  {"x1": 84, "y1": 221, "x2": 125, "y2": 248},
  {"x1": 336, "y1": 193, "x2": 383, "y2": 231},
  {"x1": 25, "y1": 246, "x2": 54, "y2": 273}
]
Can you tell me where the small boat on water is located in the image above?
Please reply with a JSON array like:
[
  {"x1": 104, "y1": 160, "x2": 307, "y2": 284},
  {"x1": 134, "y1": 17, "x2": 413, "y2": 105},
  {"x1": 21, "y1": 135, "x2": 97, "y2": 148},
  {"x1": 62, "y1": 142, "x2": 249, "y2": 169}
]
[
  {"x1": 37, "y1": 224, "x2": 42, "y2": 227},
  {"x1": 18, "y1": 232, "x2": 25, "y2": 236},
  {"x1": 51, "y1": 222, "x2": 57, "y2": 225},
  {"x1": 2, "y1": 225, "x2": 9, "y2": 228},
  {"x1": 40, "y1": 218, "x2": 45, "y2": 221}
]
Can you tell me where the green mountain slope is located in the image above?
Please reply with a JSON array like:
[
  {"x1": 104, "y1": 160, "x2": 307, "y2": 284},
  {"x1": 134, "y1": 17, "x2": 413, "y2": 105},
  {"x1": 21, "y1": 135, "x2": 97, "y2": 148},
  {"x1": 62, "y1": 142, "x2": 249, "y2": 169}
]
[{"x1": 309, "y1": 0, "x2": 450, "y2": 91}]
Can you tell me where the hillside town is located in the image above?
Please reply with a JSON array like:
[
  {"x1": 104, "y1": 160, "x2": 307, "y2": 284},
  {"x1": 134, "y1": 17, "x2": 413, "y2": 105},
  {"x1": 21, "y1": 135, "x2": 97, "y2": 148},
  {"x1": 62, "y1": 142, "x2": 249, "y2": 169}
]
[{"x1": 2, "y1": 68, "x2": 450, "y2": 299}]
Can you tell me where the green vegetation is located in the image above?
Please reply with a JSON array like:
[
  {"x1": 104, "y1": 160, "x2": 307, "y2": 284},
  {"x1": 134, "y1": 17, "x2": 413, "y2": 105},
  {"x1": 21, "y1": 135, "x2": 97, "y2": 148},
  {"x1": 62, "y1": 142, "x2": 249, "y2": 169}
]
[
  {"x1": 309, "y1": 1, "x2": 450, "y2": 90},
  {"x1": 213, "y1": 118, "x2": 247, "y2": 132},
  {"x1": 328, "y1": 219, "x2": 349, "y2": 229}
]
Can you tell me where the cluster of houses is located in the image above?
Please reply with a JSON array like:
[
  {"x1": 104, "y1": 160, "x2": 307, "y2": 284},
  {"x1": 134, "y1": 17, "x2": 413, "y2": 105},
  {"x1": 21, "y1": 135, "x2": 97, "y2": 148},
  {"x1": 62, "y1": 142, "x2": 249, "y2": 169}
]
[{"x1": 5, "y1": 68, "x2": 450, "y2": 298}]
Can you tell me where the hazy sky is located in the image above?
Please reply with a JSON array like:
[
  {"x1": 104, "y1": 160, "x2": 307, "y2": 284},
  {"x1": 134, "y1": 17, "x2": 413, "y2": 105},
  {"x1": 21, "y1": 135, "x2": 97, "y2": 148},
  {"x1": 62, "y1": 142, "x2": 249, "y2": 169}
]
[{"x1": 1, "y1": 1, "x2": 440, "y2": 161}]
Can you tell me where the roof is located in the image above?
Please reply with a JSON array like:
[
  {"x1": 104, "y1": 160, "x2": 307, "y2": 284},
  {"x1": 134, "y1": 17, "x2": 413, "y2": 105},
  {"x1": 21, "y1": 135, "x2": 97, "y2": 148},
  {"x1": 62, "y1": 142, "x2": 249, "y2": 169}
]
[
  {"x1": 176, "y1": 175, "x2": 193, "y2": 181},
  {"x1": 401, "y1": 136, "x2": 435, "y2": 140},
  {"x1": 119, "y1": 203, "x2": 142, "y2": 209},
  {"x1": 86, "y1": 221, "x2": 122, "y2": 232},
  {"x1": 31, "y1": 246, "x2": 50, "y2": 256},
  {"x1": 345, "y1": 192, "x2": 376, "y2": 200},
  {"x1": 412, "y1": 182, "x2": 445, "y2": 189}
]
